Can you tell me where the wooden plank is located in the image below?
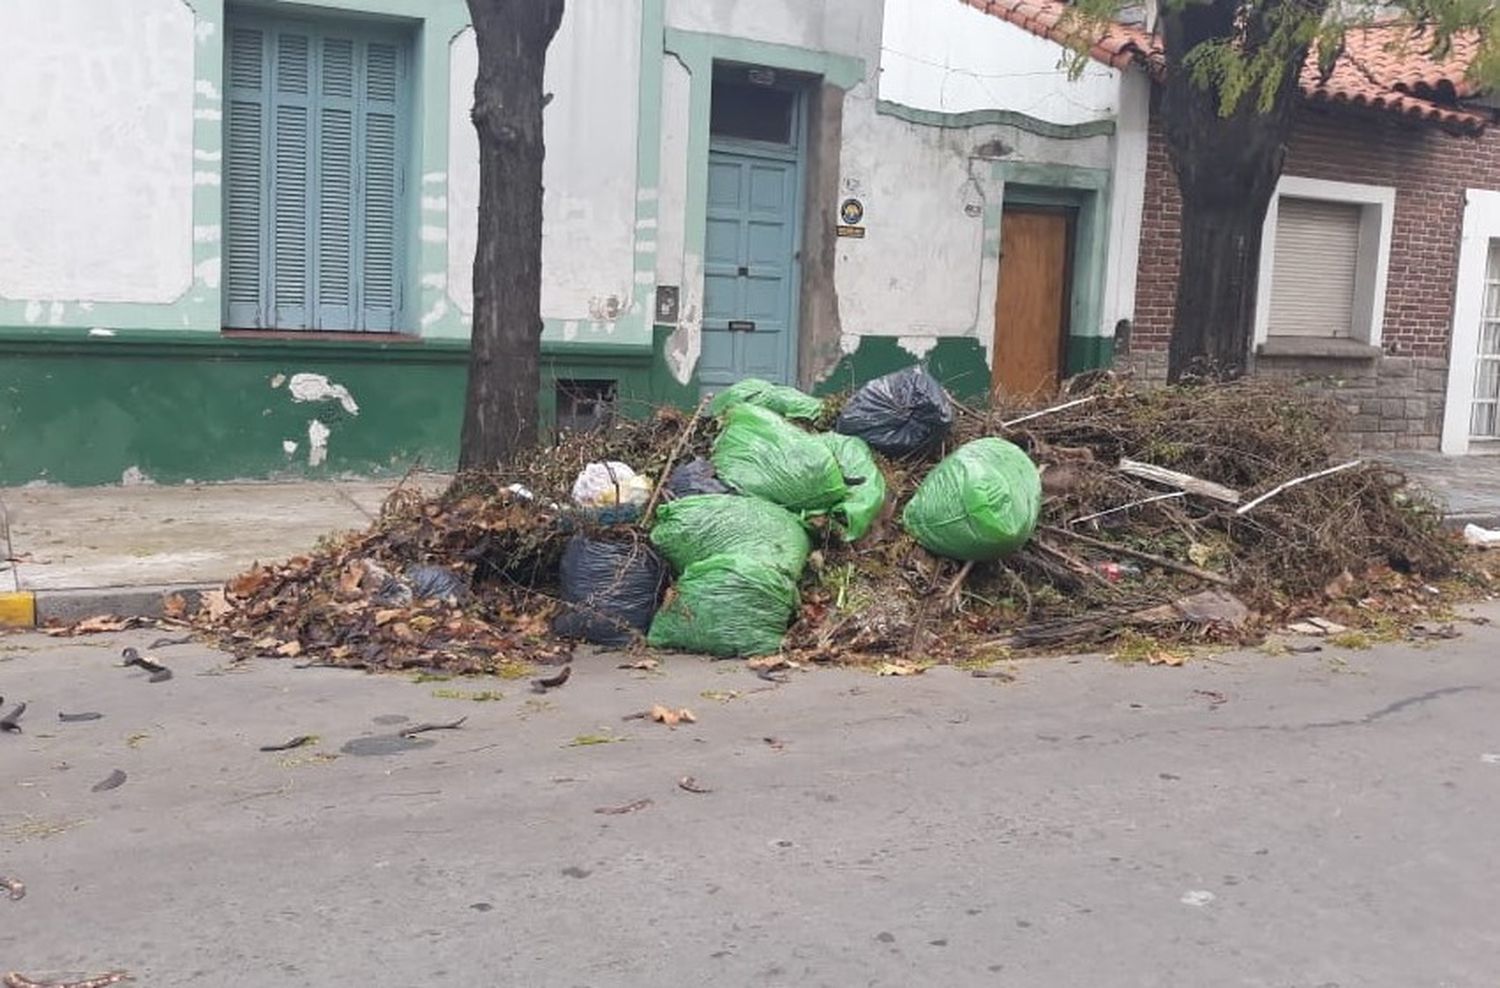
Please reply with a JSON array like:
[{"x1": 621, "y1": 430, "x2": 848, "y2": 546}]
[{"x1": 1118, "y1": 458, "x2": 1242, "y2": 505}]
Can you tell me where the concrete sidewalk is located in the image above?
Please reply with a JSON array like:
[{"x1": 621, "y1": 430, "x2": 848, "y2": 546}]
[
  {"x1": 0, "y1": 475, "x2": 446, "y2": 624},
  {"x1": 2, "y1": 452, "x2": 1498, "y2": 626}
]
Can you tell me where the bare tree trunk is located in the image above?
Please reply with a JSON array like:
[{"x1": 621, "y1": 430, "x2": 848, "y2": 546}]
[
  {"x1": 1158, "y1": 0, "x2": 1326, "y2": 383},
  {"x1": 459, "y1": 0, "x2": 565, "y2": 470}
]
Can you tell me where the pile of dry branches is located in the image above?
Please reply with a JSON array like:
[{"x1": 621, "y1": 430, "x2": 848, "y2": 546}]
[{"x1": 197, "y1": 380, "x2": 1471, "y2": 670}]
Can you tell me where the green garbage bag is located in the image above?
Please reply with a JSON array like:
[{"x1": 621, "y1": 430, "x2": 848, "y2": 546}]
[
  {"x1": 902, "y1": 437, "x2": 1041, "y2": 560},
  {"x1": 649, "y1": 494, "x2": 810, "y2": 576},
  {"x1": 712, "y1": 404, "x2": 848, "y2": 512},
  {"x1": 647, "y1": 554, "x2": 800, "y2": 658},
  {"x1": 708, "y1": 378, "x2": 824, "y2": 421},
  {"x1": 819, "y1": 433, "x2": 886, "y2": 542}
]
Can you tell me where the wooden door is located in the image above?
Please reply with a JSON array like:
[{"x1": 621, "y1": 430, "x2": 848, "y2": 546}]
[{"x1": 993, "y1": 207, "x2": 1072, "y2": 397}]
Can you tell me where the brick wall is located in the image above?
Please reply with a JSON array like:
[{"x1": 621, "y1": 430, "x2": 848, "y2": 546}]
[{"x1": 1130, "y1": 102, "x2": 1500, "y2": 449}]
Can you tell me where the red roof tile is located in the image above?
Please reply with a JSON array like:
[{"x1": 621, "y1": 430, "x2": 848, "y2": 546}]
[{"x1": 961, "y1": 0, "x2": 1489, "y2": 132}]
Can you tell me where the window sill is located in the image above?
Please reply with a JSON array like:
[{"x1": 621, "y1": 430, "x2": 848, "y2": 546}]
[
  {"x1": 221, "y1": 329, "x2": 424, "y2": 343},
  {"x1": 1257, "y1": 336, "x2": 1382, "y2": 360}
]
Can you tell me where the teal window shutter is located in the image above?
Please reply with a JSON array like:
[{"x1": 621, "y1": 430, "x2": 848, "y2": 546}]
[
  {"x1": 225, "y1": 25, "x2": 268, "y2": 328},
  {"x1": 223, "y1": 16, "x2": 408, "y2": 332},
  {"x1": 360, "y1": 40, "x2": 403, "y2": 332}
]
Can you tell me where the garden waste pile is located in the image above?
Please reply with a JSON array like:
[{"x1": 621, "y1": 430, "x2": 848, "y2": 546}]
[{"x1": 196, "y1": 370, "x2": 1472, "y2": 671}]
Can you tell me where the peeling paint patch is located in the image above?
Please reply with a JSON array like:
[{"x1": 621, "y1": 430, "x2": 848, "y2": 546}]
[
  {"x1": 421, "y1": 225, "x2": 447, "y2": 243},
  {"x1": 634, "y1": 270, "x2": 655, "y2": 285},
  {"x1": 898, "y1": 336, "x2": 939, "y2": 359},
  {"x1": 637, "y1": 188, "x2": 659, "y2": 202},
  {"x1": 421, "y1": 195, "x2": 448, "y2": 211},
  {"x1": 421, "y1": 299, "x2": 449, "y2": 330},
  {"x1": 288, "y1": 373, "x2": 360, "y2": 415},
  {"x1": 23, "y1": 301, "x2": 43, "y2": 324},
  {"x1": 120, "y1": 466, "x2": 153, "y2": 486},
  {"x1": 420, "y1": 272, "x2": 447, "y2": 290},
  {"x1": 195, "y1": 20, "x2": 216, "y2": 43},
  {"x1": 270, "y1": 374, "x2": 286, "y2": 388},
  {"x1": 193, "y1": 170, "x2": 221, "y2": 186},
  {"x1": 46, "y1": 302, "x2": 64, "y2": 325},
  {"x1": 79, "y1": 302, "x2": 94, "y2": 311},
  {"x1": 562, "y1": 320, "x2": 579, "y2": 341},
  {"x1": 193, "y1": 149, "x2": 222, "y2": 162},
  {"x1": 839, "y1": 333, "x2": 861, "y2": 355},
  {"x1": 587, "y1": 296, "x2": 624, "y2": 322},
  {"x1": 635, "y1": 218, "x2": 659, "y2": 230},
  {"x1": 195, "y1": 258, "x2": 221, "y2": 288},
  {"x1": 634, "y1": 241, "x2": 657, "y2": 254},
  {"x1": 88, "y1": 328, "x2": 116, "y2": 337},
  {"x1": 307, "y1": 420, "x2": 331, "y2": 468},
  {"x1": 282, "y1": 439, "x2": 299, "y2": 456},
  {"x1": 193, "y1": 108, "x2": 223, "y2": 121},
  {"x1": 193, "y1": 225, "x2": 221, "y2": 243},
  {"x1": 194, "y1": 79, "x2": 221, "y2": 101}
]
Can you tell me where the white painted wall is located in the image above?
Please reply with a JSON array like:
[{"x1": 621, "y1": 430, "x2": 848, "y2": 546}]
[
  {"x1": 0, "y1": 0, "x2": 195, "y2": 304},
  {"x1": 447, "y1": 0, "x2": 642, "y2": 324},
  {"x1": 666, "y1": 0, "x2": 884, "y2": 61},
  {"x1": 834, "y1": 91, "x2": 1118, "y2": 348},
  {"x1": 880, "y1": 0, "x2": 1120, "y2": 125},
  {"x1": 1103, "y1": 70, "x2": 1150, "y2": 335}
]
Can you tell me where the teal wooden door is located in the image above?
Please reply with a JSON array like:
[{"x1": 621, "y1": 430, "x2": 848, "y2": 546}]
[{"x1": 700, "y1": 151, "x2": 800, "y2": 389}]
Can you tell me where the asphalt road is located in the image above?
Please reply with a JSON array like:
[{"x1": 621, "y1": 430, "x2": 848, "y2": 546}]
[{"x1": 3, "y1": 606, "x2": 1500, "y2": 987}]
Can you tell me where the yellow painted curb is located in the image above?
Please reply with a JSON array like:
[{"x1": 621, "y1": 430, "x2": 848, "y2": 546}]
[{"x1": 0, "y1": 591, "x2": 37, "y2": 628}]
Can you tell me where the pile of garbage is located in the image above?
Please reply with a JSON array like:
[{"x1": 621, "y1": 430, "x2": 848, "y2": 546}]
[{"x1": 197, "y1": 369, "x2": 1473, "y2": 671}]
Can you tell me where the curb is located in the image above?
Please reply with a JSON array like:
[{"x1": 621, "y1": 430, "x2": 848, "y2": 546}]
[{"x1": 0, "y1": 584, "x2": 214, "y2": 629}]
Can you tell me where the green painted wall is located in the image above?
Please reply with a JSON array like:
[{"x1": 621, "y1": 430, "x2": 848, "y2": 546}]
[
  {"x1": 812, "y1": 337, "x2": 992, "y2": 400},
  {"x1": 0, "y1": 329, "x2": 684, "y2": 485}
]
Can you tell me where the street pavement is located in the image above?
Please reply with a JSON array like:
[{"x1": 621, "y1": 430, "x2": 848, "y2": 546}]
[{"x1": 3, "y1": 606, "x2": 1500, "y2": 987}]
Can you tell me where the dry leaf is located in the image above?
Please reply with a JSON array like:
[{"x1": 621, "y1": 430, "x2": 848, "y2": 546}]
[
  {"x1": 1148, "y1": 651, "x2": 1187, "y2": 667},
  {"x1": 274, "y1": 640, "x2": 303, "y2": 658},
  {"x1": 226, "y1": 569, "x2": 270, "y2": 598},
  {"x1": 162, "y1": 594, "x2": 188, "y2": 620},
  {"x1": 593, "y1": 798, "x2": 653, "y2": 815},
  {"x1": 73, "y1": 615, "x2": 131, "y2": 635},
  {"x1": 408, "y1": 615, "x2": 438, "y2": 633},
  {"x1": 338, "y1": 561, "x2": 366, "y2": 595},
  {"x1": 746, "y1": 656, "x2": 790, "y2": 672},
  {"x1": 374, "y1": 609, "x2": 403, "y2": 627},
  {"x1": 648, "y1": 705, "x2": 696, "y2": 727},
  {"x1": 678, "y1": 776, "x2": 712, "y2": 794},
  {"x1": 617, "y1": 659, "x2": 660, "y2": 671},
  {"x1": 199, "y1": 589, "x2": 233, "y2": 621},
  {"x1": 875, "y1": 661, "x2": 928, "y2": 677}
]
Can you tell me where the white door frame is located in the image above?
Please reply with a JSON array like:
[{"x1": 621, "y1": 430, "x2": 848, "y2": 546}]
[{"x1": 1441, "y1": 189, "x2": 1500, "y2": 454}]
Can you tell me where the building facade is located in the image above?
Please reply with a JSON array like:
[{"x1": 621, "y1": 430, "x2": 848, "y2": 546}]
[{"x1": 1, "y1": 0, "x2": 1156, "y2": 485}]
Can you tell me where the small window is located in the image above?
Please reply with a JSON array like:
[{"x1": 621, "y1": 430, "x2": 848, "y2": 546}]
[
  {"x1": 223, "y1": 12, "x2": 411, "y2": 331},
  {"x1": 710, "y1": 80, "x2": 795, "y2": 144},
  {"x1": 1266, "y1": 197, "x2": 1362, "y2": 338},
  {"x1": 556, "y1": 379, "x2": 617, "y2": 433},
  {"x1": 1471, "y1": 240, "x2": 1500, "y2": 439}
]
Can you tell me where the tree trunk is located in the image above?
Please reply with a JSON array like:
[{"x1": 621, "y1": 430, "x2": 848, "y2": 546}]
[
  {"x1": 458, "y1": 0, "x2": 565, "y2": 470},
  {"x1": 1158, "y1": 0, "x2": 1326, "y2": 383}
]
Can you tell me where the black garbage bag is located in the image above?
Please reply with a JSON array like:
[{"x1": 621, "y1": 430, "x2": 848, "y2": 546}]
[
  {"x1": 408, "y1": 565, "x2": 467, "y2": 600},
  {"x1": 834, "y1": 366, "x2": 955, "y2": 458},
  {"x1": 552, "y1": 536, "x2": 669, "y2": 646},
  {"x1": 666, "y1": 457, "x2": 730, "y2": 497}
]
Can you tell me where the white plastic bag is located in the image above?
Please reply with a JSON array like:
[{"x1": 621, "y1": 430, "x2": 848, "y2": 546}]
[
  {"x1": 571, "y1": 461, "x2": 651, "y2": 507},
  {"x1": 1463, "y1": 523, "x2": 1500, "y2": 548}
]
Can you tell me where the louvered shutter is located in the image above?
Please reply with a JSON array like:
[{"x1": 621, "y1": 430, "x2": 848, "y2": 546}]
[
  {"x1": 225, "y1": 26, "x2": 268, "y2": 328},
  {"x1": 270, "y1": 29, "x2": 314, "y2": 328},
  {"x1": 315, "y1": 35, "x2": 356, "y2": 329},
  {"x1": 360, "y1": 40, "x2": 402, "y2": 331},
  {"x1": 1267, "y1": 197, "x2": 1362, "y2": 338},
  {"x1": 223, "y1": 16, "x2": 407, "y2": 332}
]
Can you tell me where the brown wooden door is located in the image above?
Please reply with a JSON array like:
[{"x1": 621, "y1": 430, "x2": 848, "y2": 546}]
[{"x1": 993, "y1": 207, "x2": 1072, "y2": 397}]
